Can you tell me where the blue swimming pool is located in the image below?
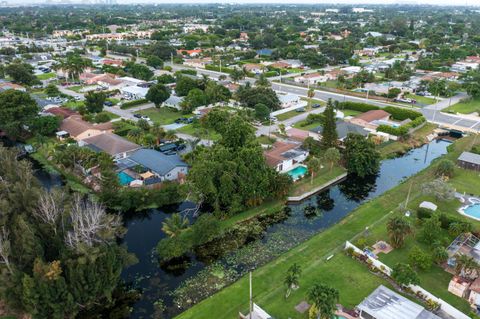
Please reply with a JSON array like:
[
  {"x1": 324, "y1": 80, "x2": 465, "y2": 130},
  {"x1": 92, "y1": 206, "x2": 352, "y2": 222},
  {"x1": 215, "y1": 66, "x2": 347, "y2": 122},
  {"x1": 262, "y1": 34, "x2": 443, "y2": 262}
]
[
  {"x1": 118, "y1": 171, "x2": 134, "y2": 186},
  {"x1": 464, "y1": 204, "x2": 480, "y2": 219},
  {"x1": 287, "y1": 165, "x2": 307, "y2": 180}
]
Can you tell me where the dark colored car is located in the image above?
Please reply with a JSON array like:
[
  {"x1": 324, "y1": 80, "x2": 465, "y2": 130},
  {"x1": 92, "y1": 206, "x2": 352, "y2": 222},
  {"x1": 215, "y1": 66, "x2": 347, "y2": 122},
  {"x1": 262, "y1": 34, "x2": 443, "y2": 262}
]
[
  {"x1": 104, "y1": 101, "x2": 114, "y2": 107},
  {"x1": 133, "y1": 114, "x2": 142, "y2": 119},
  {"x1": 312, "y1": 103, "x2": 321, "y2": 108}
]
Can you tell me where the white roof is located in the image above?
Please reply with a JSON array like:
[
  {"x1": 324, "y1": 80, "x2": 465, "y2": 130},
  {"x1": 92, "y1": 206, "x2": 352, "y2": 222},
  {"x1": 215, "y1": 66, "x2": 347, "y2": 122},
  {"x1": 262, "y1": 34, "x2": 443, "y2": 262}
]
[
  {"x1": 419, "y1": 201, "x2": 438, "y2": 211},
  {"x1": 121, "y1": 85, "x2": 148, "y2": 96},
  {"x1": 357, "y1": 285, "x2": 441, "y2": 319},
  {"x1": 118, "y1": 76, "x2": 145, "y2": 84},
  {"x1": 278, "y1": 93, "x2": 299, "y2": 104}
]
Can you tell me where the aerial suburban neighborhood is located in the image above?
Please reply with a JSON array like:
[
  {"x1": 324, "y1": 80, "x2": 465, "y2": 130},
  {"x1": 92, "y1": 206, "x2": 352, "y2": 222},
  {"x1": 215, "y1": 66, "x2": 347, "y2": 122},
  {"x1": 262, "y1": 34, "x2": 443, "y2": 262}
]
[{"x1": 1, "y1": 1, "x2": 480, "y2": 319}]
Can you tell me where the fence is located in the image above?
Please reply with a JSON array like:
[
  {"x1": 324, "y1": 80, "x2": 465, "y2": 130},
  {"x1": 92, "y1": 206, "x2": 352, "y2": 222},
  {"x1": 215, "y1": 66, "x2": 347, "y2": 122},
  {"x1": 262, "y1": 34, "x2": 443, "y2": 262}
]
[{"x1": 344, "y1": 241, "x2": 471, "y2": 319}]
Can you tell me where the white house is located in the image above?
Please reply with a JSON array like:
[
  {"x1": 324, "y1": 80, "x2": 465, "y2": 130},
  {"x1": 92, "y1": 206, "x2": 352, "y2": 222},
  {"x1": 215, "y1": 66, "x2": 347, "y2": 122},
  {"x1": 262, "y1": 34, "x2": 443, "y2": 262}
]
[
  {"x1": 277, "y1": 93, "x2": 300, "y2": 108},
  {"x1": 120, "y1": 86, "x2": 149, "y2": 100},
  {"x1": 264, "y1": 141, "x2": 308, "y2": 173}
]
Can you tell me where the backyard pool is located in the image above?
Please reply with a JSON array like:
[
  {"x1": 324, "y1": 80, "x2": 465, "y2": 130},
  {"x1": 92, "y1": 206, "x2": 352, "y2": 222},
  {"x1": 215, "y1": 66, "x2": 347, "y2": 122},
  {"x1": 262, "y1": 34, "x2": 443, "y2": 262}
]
[
  {"x1": 287, "y1": 165, "x2": 307, "y2": 180},
  {"x1": 118, "y1": 171, "x2": 135, "y2": 186},
  {"x1": 463, "y1": 203, "x2": 480, "y2": 220}
]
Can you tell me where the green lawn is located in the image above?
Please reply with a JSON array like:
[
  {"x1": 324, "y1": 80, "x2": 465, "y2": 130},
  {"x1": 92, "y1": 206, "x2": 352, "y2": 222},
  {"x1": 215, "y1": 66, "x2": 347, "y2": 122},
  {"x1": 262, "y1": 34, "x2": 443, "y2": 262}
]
[
  {"x1": 449, "y1": 167, "x2": 480, "y2": 196},
  {"x1": 176, "y1": 135, "x2": 480, "y2": 319},
  {"x1": 136, "y1": 107, "x2": 189, "y2": 125},
  {"x1": 256, "y1": 135, "x2": 276, "y2": 145},
  {"x1": 405, "y1": 93, "x2": 436, "y2": 105},
  {"x1": 292, "y1": 120, "x2": 320, "y2": 131},
  {"x1": 63, "y1": 100, "x2": 85, "y2": 109},
  {"x1": 444, "y1": 98, "x2": 480, "y2": 115},
  {"x1": 289, "y1": 165, "x2": 346, "y2": 197},
  {"x1": 176, "y1": 124, "x2": 221, "y2": 141},
  {"x1": 36, "y1": 72, "x2": 56, "y2": 80},
  {"x1": 275, "y1": 109, "x2": 305, "y2": 121},
  {"x1": 67, "y1": 85, "x2": 85, "y2": 93},
  {"x1": 106, "y1": 97, "x2": 120, "y2": 105},
  {"x1": 342, "y1": 109, "x2": 362, "y2": 117}
]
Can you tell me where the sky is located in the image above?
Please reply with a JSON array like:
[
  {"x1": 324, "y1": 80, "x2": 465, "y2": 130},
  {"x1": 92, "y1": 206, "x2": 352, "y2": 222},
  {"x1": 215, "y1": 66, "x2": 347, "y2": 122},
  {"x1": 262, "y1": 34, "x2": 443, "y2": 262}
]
[{"x1": 122, "y1": 0, "x2": 477, "y2": 4}]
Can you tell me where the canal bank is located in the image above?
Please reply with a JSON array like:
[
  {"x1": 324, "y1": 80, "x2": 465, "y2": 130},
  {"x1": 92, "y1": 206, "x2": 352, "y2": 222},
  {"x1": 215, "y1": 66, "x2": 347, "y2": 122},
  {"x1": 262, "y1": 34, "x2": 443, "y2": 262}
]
[{"x1": 122, "y1": 139, "x2": 451, "y2": 318}]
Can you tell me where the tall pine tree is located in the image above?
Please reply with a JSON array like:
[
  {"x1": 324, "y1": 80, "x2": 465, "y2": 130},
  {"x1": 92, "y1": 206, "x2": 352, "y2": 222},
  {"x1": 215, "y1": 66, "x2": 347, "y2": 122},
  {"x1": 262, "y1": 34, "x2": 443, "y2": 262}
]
[{"x1": 321, "y1": 99, "x2": 338, "y2": 149}]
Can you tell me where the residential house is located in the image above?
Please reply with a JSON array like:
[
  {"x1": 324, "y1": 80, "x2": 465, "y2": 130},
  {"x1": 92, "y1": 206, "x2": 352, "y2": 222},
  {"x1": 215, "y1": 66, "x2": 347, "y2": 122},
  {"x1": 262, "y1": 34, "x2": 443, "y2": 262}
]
[
  {"x1": 448, "y1": 276, "x2": 472, "y2": 299},
  {"x1": 364, "y1": 31, "x2": 383, "y2": 38},
  {"x1": 118, "y1": 76, "x2": 146, "y2": 87},
  {"x1": 101, "y1": 59, "x2": 124, "y2": 67},
  {"x1": 311, "y1": 120, "x2": 370, "y2": 143},
  {"x1": 457, "y1": 151, "x2": 480, "y2": 171},
  {"x1": 286, "y1": 127, "x2": 319, "y2": 141},
  {"x1": 80, "y1": 132, "x2": 140, "y2": 160},
  {"x1": 277, "y1": 93, "x2": 300, "y2": 108},
  {"x1": 350, "y1": 110, "x2": 391, "y2": 130},
  {"x1": 294, "y1": 72, "x2": 327, "y2": 85},
  {"x1": 126, "y1": 148, "x2": 188, "y2": 182},
  {"x1": 120, "y1": 85, "x2": 149, "y2": 100},
  {"x1": 163, "y1": 95, "x2": 184, "y2": 110},
  {"x1": 44, "y1": 107, "x2": 76, "y2": 119},
  {"x1": 0, "y1": 82, "x2": 26, "y2": 92},
  {"x1": 238, "y1": 32, "x2": 249, "y2": 42},
  {"x1": 357, "y1": 285, "x2": 441, "y2": 319},
  {"x1": 264, "y1": 141, "x2": 308, "y2": 173},
  {"x1": 468, "y1": 277, "x2": 480, "y2": 311},
  {"x1": 183, "y1": 57, "x2": 213, "y2": 69},
  {"x1": 176, "y1": 49, "x2": 202, "y2": 58},
  {"x1": 243, "y1": 63, "x2": 264, "y2": 74},
  {"x1": 280, "y1": 59, "x2": 303, "y2": 69},
  {"x1": 341, "y1": 66, "x2": 362, "y2": 74},
  {"x1": 60, "y1": 115, "x2": 113, "y2": 141}
]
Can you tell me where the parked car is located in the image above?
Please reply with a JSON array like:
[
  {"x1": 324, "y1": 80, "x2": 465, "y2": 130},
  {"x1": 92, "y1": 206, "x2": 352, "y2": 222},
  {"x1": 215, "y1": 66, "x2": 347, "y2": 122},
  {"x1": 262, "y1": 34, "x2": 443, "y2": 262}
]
[
  {"x1": 133, "y1": 114, "x2": 142, "y2": 119},
  {"x1": 295, "y1": 108, "x2": 305, "y2": 112},
  {"x1": 312, "y1": 103, "x2": 321, "y2": 108},
  {"x1": 104, "y1": 101, "x2": 114, "y2": 107}
]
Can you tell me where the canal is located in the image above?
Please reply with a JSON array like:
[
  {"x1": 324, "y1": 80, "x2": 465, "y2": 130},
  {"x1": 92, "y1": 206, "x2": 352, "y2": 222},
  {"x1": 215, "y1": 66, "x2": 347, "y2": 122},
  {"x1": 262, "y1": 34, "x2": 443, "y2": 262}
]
[{"x1": 31, "y1": 139, "x2": 451, "y2": 318}]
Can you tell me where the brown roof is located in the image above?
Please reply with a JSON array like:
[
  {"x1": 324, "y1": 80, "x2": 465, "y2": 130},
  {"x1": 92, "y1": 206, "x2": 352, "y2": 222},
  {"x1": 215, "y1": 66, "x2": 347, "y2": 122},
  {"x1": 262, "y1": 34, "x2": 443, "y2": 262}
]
[
  {"x1": 82, "y1": 132, "x2": 140, "y2": 156},
  {"x1": 264, "y1": 141, "x2": 299, "y2": 167},
  {"x1": 470, "y1": 277, "x2": 480, "y2": 293},
  {"x1": 60, "y1": 115, "x2": 112, "y2": 137},
  {"x1": 354, "y1": 110, "x2": 390, "y2": 123},
  {"x1": 45, "y1": 107, "x2": 77, "y2": 119}
]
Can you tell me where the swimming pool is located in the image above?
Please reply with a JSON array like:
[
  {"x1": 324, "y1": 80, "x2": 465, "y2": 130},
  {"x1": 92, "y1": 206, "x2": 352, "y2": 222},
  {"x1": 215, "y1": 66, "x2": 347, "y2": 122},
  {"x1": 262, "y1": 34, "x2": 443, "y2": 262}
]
[
  {"x1": 463, "y1": 203, "x2": 480, "y2": 220},
  {"x1": 287, "y1": 165, "x2": 307, "y2": 180},
  {"x1": 118, "y1": 171, "x2": 135, "y2": 186}
]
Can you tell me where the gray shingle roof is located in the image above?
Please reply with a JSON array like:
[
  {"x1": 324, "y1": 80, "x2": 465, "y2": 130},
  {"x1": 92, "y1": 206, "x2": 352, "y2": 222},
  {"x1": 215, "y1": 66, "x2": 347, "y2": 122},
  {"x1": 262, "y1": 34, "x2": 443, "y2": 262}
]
[
  {"x1": 311, "y1": 120, "x2": 370, "y2": 140},
  {"x1": 458, "y1": 151, "x2": 480, "y2": 165},
  {"x1": 129, "y1": 148, "x2": 187, "y2": 176}
]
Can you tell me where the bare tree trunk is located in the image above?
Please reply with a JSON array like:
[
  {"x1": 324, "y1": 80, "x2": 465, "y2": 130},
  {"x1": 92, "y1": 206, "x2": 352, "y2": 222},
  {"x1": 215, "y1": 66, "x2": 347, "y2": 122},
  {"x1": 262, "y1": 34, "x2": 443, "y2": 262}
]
[{"x1": 0, "y1": 227, "x2": 13, "y2": 274}]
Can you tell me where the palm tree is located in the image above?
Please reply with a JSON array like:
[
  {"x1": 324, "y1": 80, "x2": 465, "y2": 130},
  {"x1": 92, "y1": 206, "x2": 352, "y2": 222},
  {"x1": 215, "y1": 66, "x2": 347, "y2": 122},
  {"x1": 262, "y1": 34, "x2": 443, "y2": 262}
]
[
  {"x1": 161, "y1": 213, "x2": 189, "y2": 237},
  {"x1": 150, "y1": 123, "x2": 166, "y2": 145},
  {"x1": 255, "y1": 74, "x2": 270, "y2": 87},
  {"x1": 307, "y1": 283, "x2": 339, "y2": 319},
  {"x1": 455, "y1": 254, "x2": 480, "y2": 280},
  {"x1": 307, "y1": 157, "x2": 322, "y2": 185},
  {"x1": 230, "y1": 67, "x2": 245, "y2": 83},
  {"x1": 386, "y1": 216, "x2": 412, "y2": 248},
  {"x1": 307, "y1": 88, "x2": 315, "y2": 110},
  {"x1": 323, "y1": 148, "x2": 340, "y2": 172}
]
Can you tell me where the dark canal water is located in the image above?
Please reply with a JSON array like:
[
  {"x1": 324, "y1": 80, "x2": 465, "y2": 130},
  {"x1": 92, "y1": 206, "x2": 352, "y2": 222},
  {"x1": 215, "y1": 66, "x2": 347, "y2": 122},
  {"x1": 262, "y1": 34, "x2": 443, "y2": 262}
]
[{"x1": 32, "y1": 139, "x2": 451, "y2": 319}]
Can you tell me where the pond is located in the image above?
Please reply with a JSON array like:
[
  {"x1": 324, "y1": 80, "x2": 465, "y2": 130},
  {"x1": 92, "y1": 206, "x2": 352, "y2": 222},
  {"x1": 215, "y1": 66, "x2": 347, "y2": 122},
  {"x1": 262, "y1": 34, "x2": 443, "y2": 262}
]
[
  {"x1": 120, "y1": 139, "x2": 451, "y2": 318},
  {"x1": 29, "y1": 139, "x2": 451, "y2": 318}
]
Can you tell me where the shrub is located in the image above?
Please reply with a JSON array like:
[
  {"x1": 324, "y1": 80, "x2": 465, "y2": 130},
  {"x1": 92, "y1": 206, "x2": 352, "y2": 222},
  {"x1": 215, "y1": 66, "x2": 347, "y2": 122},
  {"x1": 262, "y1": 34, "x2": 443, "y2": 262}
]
[
  {"x1": 435, "y1": 159, "x2": 455, "y2": 178},
  {"x1": 263, "y1": 70, "x2": 278, "y2": 77},
  {"x1": 205, "y1": 64, "x2": 235, "y2": 74},
  {"x1": 338, "y1": 101, "x2": 379, "y2": 112},
  {"x1": 94, "y1": 112, "x2": 111, "y2": 123},
  {"x1": 416, "y1": 207, "x2": 433, "y2": 220},
  {"x1": 408, "y1": 246, "x2": 432, "y2": 270},
  {"x1": 120, "y1": 99, "x2": 149, "y2": 109},
  {"x1": 383, "y1": 106, "x2": 423, "y2": 121}
]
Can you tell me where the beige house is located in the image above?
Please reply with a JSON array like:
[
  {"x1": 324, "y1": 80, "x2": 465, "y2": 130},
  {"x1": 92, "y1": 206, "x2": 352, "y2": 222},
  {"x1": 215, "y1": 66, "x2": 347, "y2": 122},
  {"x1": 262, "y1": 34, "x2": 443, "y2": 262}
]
[
  {"x1": 349, "y1": 110, "x2": 391, "y2": 130},
  {"x1": 60, "y1": 115, "x2": 113, "y2": 141}
]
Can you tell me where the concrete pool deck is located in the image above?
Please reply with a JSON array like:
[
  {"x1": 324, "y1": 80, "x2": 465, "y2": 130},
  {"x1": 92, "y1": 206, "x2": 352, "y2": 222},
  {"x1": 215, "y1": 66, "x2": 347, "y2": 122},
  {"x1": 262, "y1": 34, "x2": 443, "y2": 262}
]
[{"x1": 456, "y1": 192, "x2": 480, "y2": 221}]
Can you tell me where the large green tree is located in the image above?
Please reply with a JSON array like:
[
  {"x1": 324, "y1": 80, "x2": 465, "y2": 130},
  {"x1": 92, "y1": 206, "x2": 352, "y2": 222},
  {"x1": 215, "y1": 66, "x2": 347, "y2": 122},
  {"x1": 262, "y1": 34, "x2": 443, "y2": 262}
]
[
  {"x1": 146, "y1": 83, "x2": 170, "y2": 107},
  {"x1": 85, "y1": 91, "x2": 106, "y2": 114},
  {"x1": 0, "y1": 89, "x2": 39, "y2": 138},
  {"x1": 343, "y1": 133, "x2": 380, "y2": 177},
  {"x1": 307, "y1": 283, "x2": 339, "y2": 319},
  {"x1": 320, "y1": 99, "x2": 338, "y2": 149},
  {"x1": 387, "y1": 216, "x2": 412, "y2": 248},
  {"x1": 5, "y1": 62, "x2": 38, "y2": 86}
]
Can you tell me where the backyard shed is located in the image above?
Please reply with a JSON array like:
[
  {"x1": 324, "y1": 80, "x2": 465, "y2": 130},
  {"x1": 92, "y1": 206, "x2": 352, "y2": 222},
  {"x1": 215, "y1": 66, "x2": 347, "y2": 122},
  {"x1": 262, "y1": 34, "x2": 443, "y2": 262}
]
[{"x1": 458, "y1": 151, "x2": 480, "y2": 171}]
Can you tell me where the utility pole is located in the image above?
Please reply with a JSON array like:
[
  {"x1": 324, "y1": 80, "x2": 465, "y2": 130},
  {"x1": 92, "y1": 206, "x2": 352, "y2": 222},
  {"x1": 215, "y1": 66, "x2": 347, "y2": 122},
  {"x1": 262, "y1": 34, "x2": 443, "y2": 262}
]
[
  {"x1": 171, "y1": 52, "x2": 173, "y2": 65},
  {"x1": 249, "y1": 271, "x2": 253, "y2": 319}
]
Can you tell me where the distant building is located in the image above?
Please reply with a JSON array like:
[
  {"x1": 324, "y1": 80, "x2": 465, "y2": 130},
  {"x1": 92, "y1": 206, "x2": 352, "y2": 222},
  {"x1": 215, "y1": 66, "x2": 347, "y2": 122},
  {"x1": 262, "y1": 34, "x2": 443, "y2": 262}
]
[{"x1": 80, "y1": 132, "x2": 140, "y2": 160}]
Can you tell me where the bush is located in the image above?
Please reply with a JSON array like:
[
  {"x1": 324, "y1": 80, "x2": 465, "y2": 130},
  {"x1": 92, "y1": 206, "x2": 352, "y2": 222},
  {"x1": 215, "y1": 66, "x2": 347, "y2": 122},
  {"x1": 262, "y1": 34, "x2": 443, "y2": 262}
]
[
  {"x1": 435, "y1": 159, "x2": 455, "y2": 178},
  {"x1": 377, "y1": 116, "x2": 425, "y2": 136},
  {"x1": 120, "y1": 99, "x2": 149, "y2": 109},
  {"x1": 383, "y1": 106, "x2": 423, "y2": 121},
  {"x1": 205, "y1": 64, "x2": 235, "y2": 74},
  {"x1": 416, "y1": 207, "x2": 433, "y2": 220},
  {"x1": 94, "y1": 112, "x2": 111, "y2": 123},
  {"x1": 263, "y1": 70, "x2": 278, "y2": 78},
  {"x1": 338, "y1": 101, "x2": 379, "y2": 113}
]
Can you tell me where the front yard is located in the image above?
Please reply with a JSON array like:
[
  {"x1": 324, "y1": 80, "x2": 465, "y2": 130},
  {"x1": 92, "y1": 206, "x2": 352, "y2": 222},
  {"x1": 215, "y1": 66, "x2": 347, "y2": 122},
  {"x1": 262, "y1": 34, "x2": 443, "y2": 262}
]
[
  {"x1": 405, "y1": 93, "x2": 437, "y2": 105},
  {"x1": 289, "y1": 165, "x2": 346, "y2": 197},
  {"x1": 136, "y1": 107, "x2": 191, "y2": 125},
  {"x1": 444, "y1": 98, "x2": 480, "y2": 115}
]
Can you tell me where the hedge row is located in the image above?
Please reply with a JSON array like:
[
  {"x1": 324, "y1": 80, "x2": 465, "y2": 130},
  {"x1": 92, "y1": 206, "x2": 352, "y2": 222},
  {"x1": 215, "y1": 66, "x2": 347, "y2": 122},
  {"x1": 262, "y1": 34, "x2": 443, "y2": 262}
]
[
  {"x1": 205, "y1": 64, "x2": 235, "y2": 74},
  {"x1": 339, "y1": 102, "x2": 423, "y2": 121},
  {"x1": 120, "y1": 98, "x2": 149, "y2": 109}
]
